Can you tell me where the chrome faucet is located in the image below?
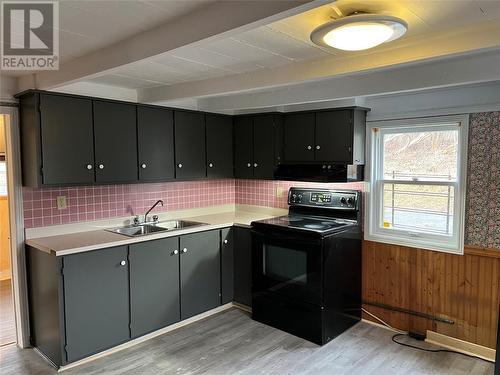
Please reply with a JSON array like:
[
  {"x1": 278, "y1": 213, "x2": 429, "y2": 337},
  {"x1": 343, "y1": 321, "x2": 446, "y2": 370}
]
[{"x1": 144, "y1": 200, "x2": 164, "y2": 223}]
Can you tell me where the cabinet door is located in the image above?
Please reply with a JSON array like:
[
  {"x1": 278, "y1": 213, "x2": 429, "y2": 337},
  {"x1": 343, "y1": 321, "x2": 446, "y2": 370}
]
[
  {"x1": 174, "y1": 111, "x2": 206, "y2": 180},
  {"x1": 129, "y1": 238, "x2": 180, "y2": 338},
  {"x1": 93, "y1": 101, "x2": 138, "y2": 183},
  {"x1": 137, "y1": 106, "x2": 175, "y2": 181},
  {"x1": 315, "y1": 110, "x2": 352, "y2": 162},
  {"x1": 234, "y1": 227, "x2": 252, "y2": 307},
  {"x1": 180, "y1": 231, "x2": 220, "y2": 320},
  {"x1": 234, "y1": 116, "x2": 253, "y2": 178},
  {"x1": 221, "y1": 228, "x2": 234, "y2": 304},
  {"x1": 63, "y1": 246, "x2": 129, "y2": 363},
  {"x1": 253, "y1": 115, "x2": 275, "y2": 179},
  {"x1": 283, "y1": 113, "x2": 315, "y2": 162},
  {"x1": 39, "y1": 94, "x2": 94, "y2": 185},
  {"x1": 206, "y1": 114, "x2": 233, "y2": 178}
]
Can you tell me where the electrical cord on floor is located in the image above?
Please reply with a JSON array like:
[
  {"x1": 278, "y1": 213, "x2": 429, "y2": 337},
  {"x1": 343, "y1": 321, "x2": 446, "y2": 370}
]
[
  {"x1": 391, "y1": 334, "x2": 491, "y2": 363},
  {"x1": 362, "y1": 307, "x2": 492, "y2": 364}
]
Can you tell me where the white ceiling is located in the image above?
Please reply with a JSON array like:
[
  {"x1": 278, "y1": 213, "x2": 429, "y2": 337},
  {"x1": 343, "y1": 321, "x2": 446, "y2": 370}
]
[
  {"x1": 1, "y1": 0, "x2": 214, "y2": 77},
  {"x1": 79, "y1": 0, "x2": 500, "y2": 90}
]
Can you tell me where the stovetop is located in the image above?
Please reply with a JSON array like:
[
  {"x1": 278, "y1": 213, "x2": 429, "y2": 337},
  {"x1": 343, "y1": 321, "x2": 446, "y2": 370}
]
[{"x1": 253, "y1": 214, "x2": 355, "y2": 234}]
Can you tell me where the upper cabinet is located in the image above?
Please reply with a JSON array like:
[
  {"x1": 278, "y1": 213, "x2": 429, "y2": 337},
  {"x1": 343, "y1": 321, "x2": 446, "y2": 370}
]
[
  {"x1": 137, "y1": 106, "x2": 175, "y2": 182},
  {"x1": 17, "y1": 90, "x2": 367, "y2": 187},
  {"x1": 206, "y1": 114, "x2": 233, "y2": 178},
  {"x1": 93, "y1": 101, "x2": 138, "y2": 183},
  {"x1": 234, "y1": 114, "x2": 281, "y2": 179},
  {"x1": 38, "y1": 94, "x2": 95, "y2": 185},
  {"x1": 174, "y1": 111, "x2": 206, "y2": 180},
  {"x1": 283, "y1": 109, "x2": 366, "y2": 164}
]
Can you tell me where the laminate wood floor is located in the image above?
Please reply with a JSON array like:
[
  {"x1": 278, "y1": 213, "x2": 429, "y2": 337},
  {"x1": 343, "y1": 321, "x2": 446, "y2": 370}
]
[
  {"x1": 0, "y1": 279, "x2": 16, "y2": 346},
  {"x1": 0, "y1": 308, "x2": 494, "y2": 375}
]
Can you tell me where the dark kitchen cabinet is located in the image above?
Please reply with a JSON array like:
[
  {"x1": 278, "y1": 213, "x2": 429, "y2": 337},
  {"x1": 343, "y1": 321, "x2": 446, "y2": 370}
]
[
  {"x1": 129, "y1": 238, "x2": 180, "y2": 338},
  {"x1": 206, "y1": 114, "x2": 234, "y2": 178},
  {"x1": 18, "y1": 92, "x2": 95, "y2": 187},
  {"x1": 221, "y1": 227, "x2": 234, "y2": 304},
  {"x1": 233, "y1": 226, "x2": 252, "y2": 307},
  {"x1": 283, "y1": 113, "x2": 315, "y2": 162},
  {"x1": 137, "y1": 106, "x2": 175, "y2": 182},
  {"x1": 94, "y1": 101, "x2": 138, "y2": 183},
  {"x1": 253, "y1": 115, "x2": 276, "y2": 179},
  {"x1": 63, "y1": 246, "x2": 129, "y2": 363},
  {"x1": 234, "y1": 114, "x2": 281, "y2": 179},
  {"x1": 39, "y1": 94, "x2": 95, "y2": 185},
  {"x1": 174, "y1": 111, "x2": 206, "y2": 180},
  {"x1": 180, "y1": 230, "x2": 221, "y2": 319},
  {"x1": 234, "y1": 116, "x2": 254, "y2": 178},
  {"x1": 283, "y1": 108, "x2": 366, "y2": 164}
]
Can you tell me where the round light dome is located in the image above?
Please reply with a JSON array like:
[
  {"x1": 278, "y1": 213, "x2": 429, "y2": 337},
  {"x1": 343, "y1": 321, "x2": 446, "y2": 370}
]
[{"x1": 310, "y1": 14, "x2": 407, "y2": 51}]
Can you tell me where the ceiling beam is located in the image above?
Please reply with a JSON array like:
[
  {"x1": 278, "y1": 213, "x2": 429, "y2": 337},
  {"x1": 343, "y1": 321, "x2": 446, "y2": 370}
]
[
  {"x1": 139, "y1": 19, "x2": 500, "y2": 104},
  {"x1": 17, "y1": 0, "x2": 325, "y2": 91},
  {"x1": 192, "y1": 48, "x2": 500, "y2": 113}
]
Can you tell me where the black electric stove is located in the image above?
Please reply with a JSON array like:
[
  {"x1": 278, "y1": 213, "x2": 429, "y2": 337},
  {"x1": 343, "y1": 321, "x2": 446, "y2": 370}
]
[{"x1": 251, "y1": 187, "x2": 362, "y2": 345}]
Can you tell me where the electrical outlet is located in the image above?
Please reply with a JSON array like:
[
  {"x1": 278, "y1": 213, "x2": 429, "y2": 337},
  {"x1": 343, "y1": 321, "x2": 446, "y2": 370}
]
[
  {"x1": 276, "y1": 186, "x2": 285, "y2": 198},
  {"x1": 56, "y1": 196, "x2": 67, "y2": 210}
]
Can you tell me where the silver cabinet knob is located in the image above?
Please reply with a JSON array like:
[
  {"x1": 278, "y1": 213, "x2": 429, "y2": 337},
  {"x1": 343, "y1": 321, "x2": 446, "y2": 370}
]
[
  {"x1": 141, "y1": 163, "x2": 147, "y2": 169},
  {"x1": 172, "y1": 249, "x2": 179, "y2": 255},
  {"x1": 178, "y1": 163, "x2": 183, "y2": 168},
  {"x1": 86, "y1": 164, "x2": 93, "y2": 170},
  {"x1": 254, "y1": 163, "x2": 258, "y2": 167},
  {"x1": 322, "y1": 165, "x2": 327, "y2": 169},
  {"x1": 209, "y1": 163, "x2": 213, "y2": 168},
  {"x1": 98, "y1": 164, "x2": 104, "y2": 170},
  {"x1": 223, "y1": 239, "x2": 228, "y2": 244},
  {"x1": 120, "y1": 260, "x2": 126, "y2": 266},
  {"x1": 182, "y1": 248, "x2": 188, "y2": 253},
  {"x1": 307, "y1": 145, "x2": 312, "y2": 150},
  {"x1": 316, "y1": 145, "x2": 321, "y2": 150},
  {"x1": 247, "y1": 163, "x2": 251, "y2": 168}
]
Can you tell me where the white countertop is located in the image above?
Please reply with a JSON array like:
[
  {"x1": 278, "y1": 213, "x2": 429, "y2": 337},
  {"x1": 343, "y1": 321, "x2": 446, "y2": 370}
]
[{"x1": 25, "y1": 205, "x2": 286, "y2": 256}]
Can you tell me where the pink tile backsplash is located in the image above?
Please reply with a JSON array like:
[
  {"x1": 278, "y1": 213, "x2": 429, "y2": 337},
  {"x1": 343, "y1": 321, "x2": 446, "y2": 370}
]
[
  {"x1": 235, "y1": 179, "x2": 365, "y2": 208},
  {"x1": 23, "y1": 179, "x2": 235, "y2": 228},
  {"x1": 22, "y1": 178, "x2": 364, "y2": 229}
]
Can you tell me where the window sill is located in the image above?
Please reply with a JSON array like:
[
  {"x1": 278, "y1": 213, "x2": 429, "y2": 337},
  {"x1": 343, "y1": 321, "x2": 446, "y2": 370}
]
[{"x1": 364, "y1": 232, "x2": 463, "y2": 255}]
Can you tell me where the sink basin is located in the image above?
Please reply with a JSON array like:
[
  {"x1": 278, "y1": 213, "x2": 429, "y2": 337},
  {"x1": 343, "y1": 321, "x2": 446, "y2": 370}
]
[
  {"x1": 154, "y1": 220, "x2": 206, "y2": 231},
  {"x1": 107, "y1": 220, "x2": 207, "y2": 237}
]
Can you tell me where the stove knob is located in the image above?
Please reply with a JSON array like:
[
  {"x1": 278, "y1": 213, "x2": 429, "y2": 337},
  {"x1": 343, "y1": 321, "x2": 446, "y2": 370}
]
[
  {"x1": 340, "y1": 197, "x2": 347, "y2": 205},
  {"x1": 347, "y1": 197, "x2": 354, "y2": 206}
]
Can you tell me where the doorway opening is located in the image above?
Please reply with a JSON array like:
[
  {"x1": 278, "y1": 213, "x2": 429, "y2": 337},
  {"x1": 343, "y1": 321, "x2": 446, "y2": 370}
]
[{"x1": 0, "y1": 114, "x2": 15, "y2": 347}]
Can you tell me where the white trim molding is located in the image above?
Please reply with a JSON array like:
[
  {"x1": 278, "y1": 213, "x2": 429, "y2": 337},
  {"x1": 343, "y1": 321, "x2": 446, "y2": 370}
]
[
  {"x1": 1, "y1": 107, "x2": 30, "y2": 348},
  {"x1": 364, "y1": 114, "x2": 469, "y2": 254}
]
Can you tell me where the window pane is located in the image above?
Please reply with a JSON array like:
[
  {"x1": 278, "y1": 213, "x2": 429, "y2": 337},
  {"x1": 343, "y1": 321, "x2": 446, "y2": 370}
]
[
  {"x1": 383, "y1": 130, "x2": 458, "y2": 181},
  {"x1": 382, "y1": 183, "x2": 454, "y2": 235}
]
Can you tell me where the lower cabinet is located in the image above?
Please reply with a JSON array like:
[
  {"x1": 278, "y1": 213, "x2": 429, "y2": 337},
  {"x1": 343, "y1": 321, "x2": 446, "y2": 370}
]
[
  {"x1": 129, "y1": 238, "x2": 180, "y2": 338},
  {"x1": 26, "y1": 227, "x2": 235, "y2": 367},
  {"x1": 63, "y1": 246, "x2": 130, "y2": 363},
  {"x1": 180, "y1": 231, "x2": 221, "y2": 320},
  {"x1": 221, "y1": 228, "x2": 234, "y2": 304},
  {"x1": 233, "y1": 226, "x2": 252, "y2": 307}
]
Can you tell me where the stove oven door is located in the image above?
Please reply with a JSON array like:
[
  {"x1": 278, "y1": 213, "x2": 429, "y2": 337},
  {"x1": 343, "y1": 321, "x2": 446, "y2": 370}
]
[{"x1": 251, "y1": 227, "x2": 322, "y2": 306}]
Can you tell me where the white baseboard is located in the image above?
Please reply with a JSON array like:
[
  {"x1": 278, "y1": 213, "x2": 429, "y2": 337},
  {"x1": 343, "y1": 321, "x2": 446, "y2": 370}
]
[
  {"x1": 56, "y1": 303, "x2": 234, "y2": 372},
  {"x1": 426, "y1": 330, "x2": 496, "y2": 363}
]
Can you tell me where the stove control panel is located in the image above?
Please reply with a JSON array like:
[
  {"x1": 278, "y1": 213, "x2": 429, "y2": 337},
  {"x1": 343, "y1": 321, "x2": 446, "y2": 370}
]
[{"x1": 288, "y1": 188, "x2": 359, "y2": 210}]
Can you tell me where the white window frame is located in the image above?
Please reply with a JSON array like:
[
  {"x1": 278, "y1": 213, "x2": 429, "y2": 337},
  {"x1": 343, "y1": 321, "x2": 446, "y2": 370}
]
[{"x1": 365, "y1": 115, "x2": 469, "y2": 254}]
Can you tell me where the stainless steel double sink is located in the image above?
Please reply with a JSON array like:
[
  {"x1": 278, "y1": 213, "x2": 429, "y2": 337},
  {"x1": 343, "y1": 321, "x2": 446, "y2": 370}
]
[{"x1": 107, "y1": 220, "x2": 207, "y2": 237}]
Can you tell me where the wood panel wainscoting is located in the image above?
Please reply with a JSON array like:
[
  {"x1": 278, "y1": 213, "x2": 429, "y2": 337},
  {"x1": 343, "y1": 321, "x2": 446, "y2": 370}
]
[{"x1": 362, "y1": 240, "x2": 500, "y2": 349}]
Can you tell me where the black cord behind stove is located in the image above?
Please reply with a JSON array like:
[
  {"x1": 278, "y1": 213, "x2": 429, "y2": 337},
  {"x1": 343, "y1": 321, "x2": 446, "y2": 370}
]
[{"x1": 391, "y1": 334, "x2": 491, "y2": 363}]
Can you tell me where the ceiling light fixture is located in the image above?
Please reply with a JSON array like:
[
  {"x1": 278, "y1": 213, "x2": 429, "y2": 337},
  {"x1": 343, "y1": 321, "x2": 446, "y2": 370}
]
[{"x1": 310, "y1": 13, "x2": 407, "y2": 51}]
